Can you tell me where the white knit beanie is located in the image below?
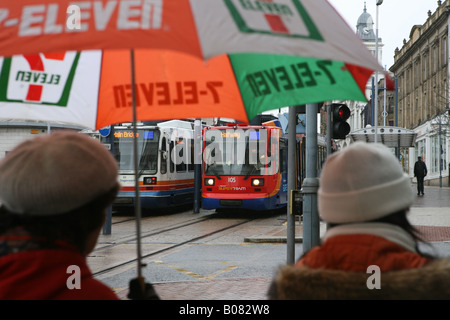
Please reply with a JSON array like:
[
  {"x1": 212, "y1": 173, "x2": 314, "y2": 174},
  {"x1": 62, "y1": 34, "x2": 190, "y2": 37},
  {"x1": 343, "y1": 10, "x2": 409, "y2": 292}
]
[
  {"x1": 318, "y1": 142, "x2": 413, "y2": 224},
  {"x1": 0, "y1": 132, "x2": 118, "y2": 216}
]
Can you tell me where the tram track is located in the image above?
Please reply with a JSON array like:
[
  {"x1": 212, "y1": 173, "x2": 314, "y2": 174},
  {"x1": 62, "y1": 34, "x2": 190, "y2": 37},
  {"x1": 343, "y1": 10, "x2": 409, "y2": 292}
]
[
  {"x1": 91, "y1": 213, "x2": 256, "y2": 277},
  {"x1": 95, "y1": 215, "x2": 213, "y2": 251},
  {"x1": 111, "y1": 217, "x2": 135, "y2": 225}
]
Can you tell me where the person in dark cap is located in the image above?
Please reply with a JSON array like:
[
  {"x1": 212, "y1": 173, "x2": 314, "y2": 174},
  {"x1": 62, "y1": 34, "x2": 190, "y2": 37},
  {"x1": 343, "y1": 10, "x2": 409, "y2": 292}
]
[
  {"x1": 414, "y1": 156, "x2": 427, "y2": 196},
  {"x1": 0, "y1": 132, "x2": 120, "y2": 299},
  {"x1": 269, "y1": 142, "x2": 450, "y2": 299}
]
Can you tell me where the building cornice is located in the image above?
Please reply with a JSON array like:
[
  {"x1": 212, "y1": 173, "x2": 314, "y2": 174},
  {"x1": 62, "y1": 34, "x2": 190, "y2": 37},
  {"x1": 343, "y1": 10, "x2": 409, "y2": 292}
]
[{"x1": 390, "y1": 2, "x2": 450, "y2": 72}]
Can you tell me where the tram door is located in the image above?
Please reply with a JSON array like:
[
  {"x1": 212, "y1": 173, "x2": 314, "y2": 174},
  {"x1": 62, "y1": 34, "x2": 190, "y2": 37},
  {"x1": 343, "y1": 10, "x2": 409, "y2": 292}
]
[{"x1": 159, "y1": 134, "x2": 168, "y2": 179}]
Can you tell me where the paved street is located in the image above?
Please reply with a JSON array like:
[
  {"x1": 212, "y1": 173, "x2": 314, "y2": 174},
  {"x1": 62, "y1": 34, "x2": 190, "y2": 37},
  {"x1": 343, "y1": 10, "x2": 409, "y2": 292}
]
[{"x1": 94, "y1": 185, "x2": 450, "y2": 300}]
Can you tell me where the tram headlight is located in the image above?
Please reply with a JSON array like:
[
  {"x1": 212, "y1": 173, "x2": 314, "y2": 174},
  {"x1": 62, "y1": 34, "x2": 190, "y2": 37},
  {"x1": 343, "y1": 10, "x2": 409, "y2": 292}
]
[
  {"x1": 251, "y1": 178, "x2": 264, "y2": 187},
  {"x1": 205, "y1": 178, "x2": 215, "y2": 186},
  {"x1": 143, "y1": 177, "x2": 157, "y2": 185}
]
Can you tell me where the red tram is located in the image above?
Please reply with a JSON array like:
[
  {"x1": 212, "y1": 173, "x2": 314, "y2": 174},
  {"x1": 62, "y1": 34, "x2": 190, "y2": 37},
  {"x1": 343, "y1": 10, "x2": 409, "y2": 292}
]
[{"x1": 201, "y1": 122, "x2": 288, "y2": 211}]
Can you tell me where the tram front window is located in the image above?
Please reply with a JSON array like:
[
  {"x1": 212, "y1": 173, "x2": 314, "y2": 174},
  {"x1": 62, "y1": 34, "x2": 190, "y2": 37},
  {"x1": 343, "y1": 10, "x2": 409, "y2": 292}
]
[
  {"x1": 204, "y1": 129, "x2": 278, "y2": 176},
  {"x1": 113, "y1": 129, "x2": 160, "y2": 175}
]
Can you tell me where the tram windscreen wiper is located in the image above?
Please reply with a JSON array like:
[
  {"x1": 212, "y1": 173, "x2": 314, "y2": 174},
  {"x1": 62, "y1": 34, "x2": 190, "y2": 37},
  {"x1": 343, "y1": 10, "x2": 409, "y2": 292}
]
[
  {"x1": 206, "y1": 163, "x2": 222, "y2": 180},
  {"x1": 243, "y1": 165, "x2": 258, "y2": 180}
]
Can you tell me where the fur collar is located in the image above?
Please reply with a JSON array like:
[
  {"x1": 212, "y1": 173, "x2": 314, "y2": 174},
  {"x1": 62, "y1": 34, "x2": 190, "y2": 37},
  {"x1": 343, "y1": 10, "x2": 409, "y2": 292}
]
[{"x1": 269, "y1": 259, "x2": 450, "y2": 300}]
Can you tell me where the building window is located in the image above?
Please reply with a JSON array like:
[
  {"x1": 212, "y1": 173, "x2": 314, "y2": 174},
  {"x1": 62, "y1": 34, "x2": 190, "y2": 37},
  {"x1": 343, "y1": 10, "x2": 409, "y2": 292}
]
[
  {"x1": 400, "y1": 148, "x2": 410, "y2": 174},
  {"x1": 442, "y1": 36, "x2": 447, "y2": 66},
  {"x1": 430, "y1": 135, "x2": 446, "y2": 173},
  {"x1": 422, "y1": 53, "x2": 428, "y2": 79},
  {"x1": 415, "y1": 139, "x2": 426, "y2": 166},
  {"x1": 414, "y1": 61, "x2": 419, "y2": 87},
  {"x1": 433, "y1": 46, "x2": 438, "y2": 74}
]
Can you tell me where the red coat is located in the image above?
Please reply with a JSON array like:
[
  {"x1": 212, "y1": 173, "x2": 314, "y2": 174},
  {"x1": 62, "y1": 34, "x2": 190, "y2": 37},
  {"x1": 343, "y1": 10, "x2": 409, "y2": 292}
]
[
  {"x1": 296, "y1": 234, "x2": 430, "y2": 272},
  {"x1": 0, "y1": 248, "x2": 119, "y2": 300},
  {"x1": 269, "y1": 227, "x2": 445, "y2": 299}
]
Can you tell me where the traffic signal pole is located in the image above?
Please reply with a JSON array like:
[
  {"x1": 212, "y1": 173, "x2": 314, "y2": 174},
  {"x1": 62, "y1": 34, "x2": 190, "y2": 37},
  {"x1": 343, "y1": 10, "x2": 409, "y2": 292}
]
[
  {"x1": 302, "y1": 103, "x2": 320, "y2": 253},
  {"x1": 287, "y1": 104, "x2": 322, "y2": 263},
  {"x1": 193, "y1": 119, "x2": 202, "y2": 213},
  {"x1": 287, "y1": 106, "x2": 297, "y2": 264}
]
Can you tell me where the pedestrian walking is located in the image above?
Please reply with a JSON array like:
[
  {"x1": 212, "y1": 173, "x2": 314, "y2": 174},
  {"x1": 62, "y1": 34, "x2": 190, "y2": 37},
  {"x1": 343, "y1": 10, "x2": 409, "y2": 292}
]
[
  {"x1": 0, "y1": 132, "x2": 120, "y2": 299},
  {"x1": 414, "y1": 156, "x2": 428, "y2": 196},
  {"x1": 268, "y1": 142, "x2": 450, "y2": 299}
]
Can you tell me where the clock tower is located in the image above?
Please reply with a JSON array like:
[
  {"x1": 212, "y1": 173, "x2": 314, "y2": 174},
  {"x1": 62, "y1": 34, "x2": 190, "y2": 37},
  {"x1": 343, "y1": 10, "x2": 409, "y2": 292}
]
[{"x1": 356, "y1": 2, "x2": 383, "y2": 64}]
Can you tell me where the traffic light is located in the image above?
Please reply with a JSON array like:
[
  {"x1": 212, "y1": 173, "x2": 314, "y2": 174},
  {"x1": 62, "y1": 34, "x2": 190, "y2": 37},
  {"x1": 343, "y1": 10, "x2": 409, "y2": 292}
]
[{"x1": 331, "y1": 103, "x2": 351, "y2": 139}]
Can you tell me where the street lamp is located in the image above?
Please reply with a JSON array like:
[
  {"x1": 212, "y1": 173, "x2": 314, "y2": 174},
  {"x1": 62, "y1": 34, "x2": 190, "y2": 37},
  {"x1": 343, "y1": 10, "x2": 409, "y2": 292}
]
[{"x1": 374, "y1": 0, "x2": 383, "y2": 143}]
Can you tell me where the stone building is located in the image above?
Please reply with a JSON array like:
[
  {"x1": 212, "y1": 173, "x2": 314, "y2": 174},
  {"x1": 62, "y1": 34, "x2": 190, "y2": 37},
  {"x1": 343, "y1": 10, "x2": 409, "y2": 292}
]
[{"x1": 390, "y1": 0, "x2": 450, "y2": 186}]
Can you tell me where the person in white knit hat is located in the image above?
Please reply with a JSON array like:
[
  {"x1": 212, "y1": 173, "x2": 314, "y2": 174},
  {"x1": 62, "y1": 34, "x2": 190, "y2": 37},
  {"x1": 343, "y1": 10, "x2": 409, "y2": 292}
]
[
  {"x1": 0, "y1": 132, "x2": 120, "y2": 299},
  {"x1": 305, "y1": 141, "x2": 430, "y2": 268},
  {"x1": 268, "y1": 142, "x2": 450, "y2": 299}
]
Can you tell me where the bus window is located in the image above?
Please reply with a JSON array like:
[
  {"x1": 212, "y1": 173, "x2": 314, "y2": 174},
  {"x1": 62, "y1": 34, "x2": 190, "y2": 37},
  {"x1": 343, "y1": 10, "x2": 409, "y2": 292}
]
[{"x1": 114, "y1": 129, "x2": 159, "y2": 175}]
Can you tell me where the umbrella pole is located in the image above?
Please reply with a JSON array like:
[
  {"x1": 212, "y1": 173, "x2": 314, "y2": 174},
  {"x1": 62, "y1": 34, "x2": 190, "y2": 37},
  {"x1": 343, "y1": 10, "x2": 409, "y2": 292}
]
[
  {"x1": 127, "y1": 49, "x2": 159, "y2": 300},
  {"x1": 128, "y1": 49, "x2": 148, "y2": 297},
  {"x1": 130, "y1": 49, "x2": 143, "y2": 279}
]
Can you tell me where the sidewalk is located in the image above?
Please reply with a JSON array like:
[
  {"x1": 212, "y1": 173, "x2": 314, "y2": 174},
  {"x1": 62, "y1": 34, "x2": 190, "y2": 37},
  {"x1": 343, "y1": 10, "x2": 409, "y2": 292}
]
[{"x1": 117, "y1": 277, "x2": 273, "y2": 300}]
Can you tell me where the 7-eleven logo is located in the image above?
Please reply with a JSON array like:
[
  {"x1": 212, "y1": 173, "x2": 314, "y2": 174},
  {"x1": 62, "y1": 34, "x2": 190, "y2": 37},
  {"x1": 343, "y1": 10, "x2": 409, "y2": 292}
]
[
  {"x1": 23, "y1": 53, "x2": 65, "y2": 102},
  {"x1": 225, "y1": 0, "x2": 323, "y2": 41},
  {"x1": 0, "y1": 52, "x2": 80, "y2": 106}
]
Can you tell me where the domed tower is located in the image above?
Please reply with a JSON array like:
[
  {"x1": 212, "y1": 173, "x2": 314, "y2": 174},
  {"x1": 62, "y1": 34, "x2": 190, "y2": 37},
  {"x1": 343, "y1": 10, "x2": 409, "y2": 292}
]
[
  {"x1": 356, "y1": 2, "x2": 383, "y2": 63},
  {"x1": 356, "y1": 2, "x2": 376, "y2": 41}
]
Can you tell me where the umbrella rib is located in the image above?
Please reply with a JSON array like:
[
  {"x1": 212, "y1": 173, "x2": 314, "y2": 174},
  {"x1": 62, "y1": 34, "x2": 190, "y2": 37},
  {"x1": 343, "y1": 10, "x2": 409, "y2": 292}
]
[{"x1": 130, "y1": 49, "x2": 144, "y2": 281}]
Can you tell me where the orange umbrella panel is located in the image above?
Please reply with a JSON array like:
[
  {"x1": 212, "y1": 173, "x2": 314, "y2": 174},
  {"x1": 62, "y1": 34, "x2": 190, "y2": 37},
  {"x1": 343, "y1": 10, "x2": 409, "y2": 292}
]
[
  {"x1": 0, "y1": 0, "x2": 202, "y2": 58},
  {"x1": 96, "y1": 50, "x2": 248, "y2": 129}
]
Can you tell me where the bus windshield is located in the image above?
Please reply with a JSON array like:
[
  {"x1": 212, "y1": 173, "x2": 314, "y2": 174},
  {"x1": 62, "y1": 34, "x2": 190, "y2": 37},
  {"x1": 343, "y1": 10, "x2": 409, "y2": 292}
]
[
  {"x1": 113, "y1": 129, "x2": 160, "y2": 175},
  {"x1": 204, "y1": 128, "x2": 279, "y2": 176}
]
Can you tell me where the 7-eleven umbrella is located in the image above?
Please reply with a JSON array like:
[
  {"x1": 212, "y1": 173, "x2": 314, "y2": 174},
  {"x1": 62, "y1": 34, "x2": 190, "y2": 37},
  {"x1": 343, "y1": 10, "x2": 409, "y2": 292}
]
[
  {"x1": 0, "y1": 0, "x2": 386, "y2": 298},
  {"x1": 0, "y1": 0, "x2": 385, "y2": 130}
]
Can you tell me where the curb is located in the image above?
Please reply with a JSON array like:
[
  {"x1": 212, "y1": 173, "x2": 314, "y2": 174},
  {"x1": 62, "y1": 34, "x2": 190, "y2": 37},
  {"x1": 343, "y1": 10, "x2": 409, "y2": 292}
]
[{"x1": 244, "y1": 236, "x2": 303, "y2": 243}]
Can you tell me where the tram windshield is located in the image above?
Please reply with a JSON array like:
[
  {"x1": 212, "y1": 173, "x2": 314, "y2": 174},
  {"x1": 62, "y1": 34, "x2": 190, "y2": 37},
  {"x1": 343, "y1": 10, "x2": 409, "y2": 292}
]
[
  {"x1": 113, "y1": 129, "x2": 160, "y2": 175},
  {"x1": 204, "y1": 128, "x2": 279, "y2": 176}
]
